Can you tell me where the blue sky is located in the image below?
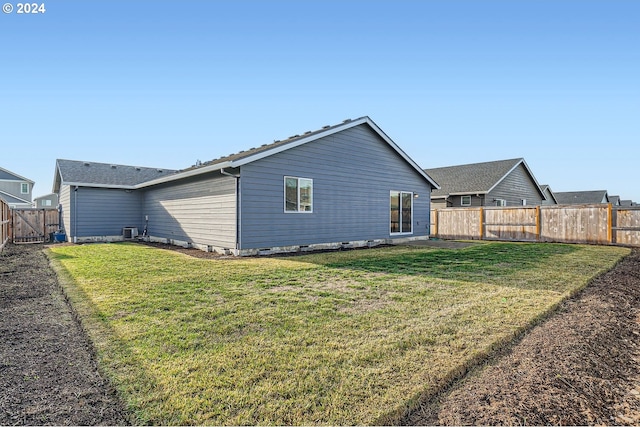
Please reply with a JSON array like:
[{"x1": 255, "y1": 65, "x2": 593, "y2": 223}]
[{"x1": 1, "y1": 1, "x2": 638, "y2": 202}]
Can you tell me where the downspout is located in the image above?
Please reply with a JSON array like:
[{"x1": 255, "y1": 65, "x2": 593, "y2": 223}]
[
  {"x1": 73, "y1": 186, "x2": 78, "y2": 243},
  {"x1": 220, "y1": 169, "x2": 240, "y2": 254}
]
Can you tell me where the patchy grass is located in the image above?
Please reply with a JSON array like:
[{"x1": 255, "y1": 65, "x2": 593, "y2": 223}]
[{"x1": 47, "y1": 242, "x2": 629, "y2": 425}]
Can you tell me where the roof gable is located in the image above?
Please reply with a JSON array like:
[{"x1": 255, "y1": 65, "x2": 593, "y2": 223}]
[
  {"x1": 540, "y1": 184, "x2": 558, "y2": 204},
  {"x1": 54, "y1": 159, "x2": 178, "y2": 190},
  {"x1": 425, "y1": 158, "x2": 543, "y2": 199},
  {"x1": 0, "y1": 166, "x2": 34, "y2": 183},
  {"x1": 139, "y1": 116, "x2": 439, "y2": 189}
]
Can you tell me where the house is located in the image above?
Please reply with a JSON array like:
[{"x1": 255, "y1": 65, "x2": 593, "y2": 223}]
[
  {"x1": 0, "y1": 166, "x2": 35, "y2": 209},
  {"x1": 53, "y1": 116, "x2": 439, "y2": 255},
  {"x1": 424, "y1": 158, "x2": 545, "y2": 208},
  {"x1": 609, "y1": 195, "x2": 621, "y2": 206},
  {"x1": 34, "y1": 193, "x2": 59, "y2": 208},
  {"x1": 554, "y1": 190, "x2": 609, "y2": 205},
  {"x1": 540, "y1": 185, "x2": 558, "y2": 205}
]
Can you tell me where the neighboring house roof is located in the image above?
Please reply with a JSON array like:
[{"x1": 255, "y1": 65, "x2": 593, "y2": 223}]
[
  {"x1": 609, "y1": 195, "x2": 621, "y2": 206},
  {"x1": 138, "y1": 116, "x2": 439, "y2": 190},
  {"x1": 0, "y1": 190, "x2": 31, "y2": 205},
  {"x1": 53, "y1": 159, "x2": 178, "y2": 191},
  {"x1": 0, "y1": 166, "x2": 34, "y2": 183},
  {"x1": 554, "y1": 190, "x2": 609, "y2": 205},
  {"x1": 540, "y1": 184, "x2": 558, "y2": 204},
  {"x1": 620, "y1": 199, "x2": 634, "y2": 207},
  {"x1": 424, "y1": 158, "x2": 543, "y2": 199}
]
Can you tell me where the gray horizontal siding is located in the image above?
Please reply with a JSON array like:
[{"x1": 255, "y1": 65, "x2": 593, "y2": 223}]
[
  {"x1": 239, "y1": 124, "x2": 432, "y2": 249},
  {"x1": 143, "y1": 173, "x2": 236, "y2": 248},
  {"x1": 58, "y1": 185, "x2": 71, "y2": 237},
  {"x1": 0, "y1": 180, "x2": 31, "y2": 203},
  {"x1": 74, "y1": 187, "x2": 143, "y2": 237},
  {"x1": 488, "y1": 164, "x2": 543, "y2": 207}
]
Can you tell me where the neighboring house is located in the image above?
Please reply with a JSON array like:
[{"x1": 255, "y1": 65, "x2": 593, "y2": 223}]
[
  {"x1": 0, "y1": 166, "x2": 34, "y2": 209},
  {"x1": 540, "y1": 185, "x2": 558, "y2": 205},
  {"x1": 53, "y1": 116, "x2": 439, "y2": 255},
  {"x1": 33, "y1": 193, "x2": 59, "y2": 208},
  {"x1": 554, "y1": 190, "x2": 609, "y2": 205},
  {"x1": 425, "y1": 158, "x2": 545, "y2": 209},
  {"x1": 609, "y1": 195, "x2": 621, "y2": 206}
]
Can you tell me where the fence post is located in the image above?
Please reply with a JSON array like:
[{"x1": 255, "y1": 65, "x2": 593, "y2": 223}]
[
  {"x1": 607, "y1": 203, "x2": 613, "y2": 244},
  {"x1": 479, "y1": 207, "x2": 484, "y2": 240},
  {"x1": 433, "y1": 209, "x2": 438, "y2": 238},
  {"x1": 535, "y1": 206, "x2": 541, "y2": 241}
]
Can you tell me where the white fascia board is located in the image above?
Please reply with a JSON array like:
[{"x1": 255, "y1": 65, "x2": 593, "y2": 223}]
[
  {"x1": 62, "y1": 182, "x2": 136, "y2": 190},
  {"x1": 135, "y1": 161, "x2": 233, "y2": 189},
  {"x1": 449, "y1": 191, "x2": 488, "y2": 196}
]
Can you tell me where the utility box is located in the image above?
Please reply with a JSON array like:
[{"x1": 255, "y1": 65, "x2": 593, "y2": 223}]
[{"x1": 123, "y1": 227, "x2": 139, "y2": 239}]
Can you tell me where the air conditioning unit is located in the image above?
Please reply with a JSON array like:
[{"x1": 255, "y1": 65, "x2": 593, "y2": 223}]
[{"x1": 123, "y1": 227, "x2": 139, "y2": 239}]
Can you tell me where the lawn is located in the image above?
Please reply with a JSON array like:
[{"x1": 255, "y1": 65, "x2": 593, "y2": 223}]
[{"x1": 48, "y1": 242, "x2": 629, "y2": 425}]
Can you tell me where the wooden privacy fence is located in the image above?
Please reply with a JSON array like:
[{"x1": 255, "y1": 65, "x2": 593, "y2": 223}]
[
  {"x1": 0, "y1": 199, "x2": 9, "y2": 252},
  {"x1": 431, "y1": 204, "x2": 640, "y2": 247},
  {"x1": 11, "y1": 208, "x2": 60, "y2": 244}
]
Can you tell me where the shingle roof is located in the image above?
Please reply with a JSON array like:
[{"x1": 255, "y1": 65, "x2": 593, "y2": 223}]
[
  {"x1": 55, "y1": 159, "x2": 177, "y2": 189},
  {"x1": 425, "y1": 158, "x2": 526, "y2": 198},
  {"x1": 53, "y1": 117, "x2": 439, "y2": 191},
  {"x1": 554, "y1": 190, "x2": 609, "y2": 205}
]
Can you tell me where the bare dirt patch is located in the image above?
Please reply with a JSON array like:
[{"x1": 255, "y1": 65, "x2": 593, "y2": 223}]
[
  {"x1": 404, "y1": 248, "x2": 640, "y2": 426},
  {"x1": 0, "y1": 244, "x2": 128, "y2": 425}
]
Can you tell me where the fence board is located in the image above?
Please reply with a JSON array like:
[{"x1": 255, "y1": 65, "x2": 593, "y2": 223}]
[
  {"x1": 432, "y1": 208, "x2": 482, "y2": 240},
  {"x1": 484, "y1": 206, "x2": 539, "y2": 241},
  {"x1": 540, "y1": 205, "x2": 609, "y2": 244},
  {"x1": 615, "y1": 207, "x2": 640, "y2": 246}
]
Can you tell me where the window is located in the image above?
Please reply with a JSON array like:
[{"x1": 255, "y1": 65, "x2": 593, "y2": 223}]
[
  {"x1": 495, "y1": 199, "x2": 507, "y2": 207},
  {"x1": 461, "y1": 195, "x2": 472, "y2": 206},
  {"x1": 390, "y1": 191, "x2": 413, "y2": 234},
  {"x1": 20, "y1": 183, "x2": 29, "y2": 194},
  {"x1": 284, "y1": 176, "x2": 313, "y2": 212},
  {"x1": 42, "y1": 200, "x2": 52, "y2": 207},
  {"x1": 521, "y1": 199, "x2": 527, "y2": 206}
]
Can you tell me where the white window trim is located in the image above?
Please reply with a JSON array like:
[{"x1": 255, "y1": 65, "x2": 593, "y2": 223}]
[
  {"x1": 461, "y1": 195, "x2": 472, "y2": 206},
  {"x1": 496, "y1": 198, "x2": 507, "y2": 207},
  {"x1": 390, "y1": 190, "x2": 414, "y2": 235},
  {"x1": 20, "y1": 182, "x2": 29, "y2": 194},
  {"x1": 284, "y1": 176, "x2": 313, "y2": 213}
]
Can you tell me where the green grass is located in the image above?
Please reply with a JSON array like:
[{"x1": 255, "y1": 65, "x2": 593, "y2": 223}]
[{"x1": 47, "y1": 242, "x2": 629, "y2": 425}]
